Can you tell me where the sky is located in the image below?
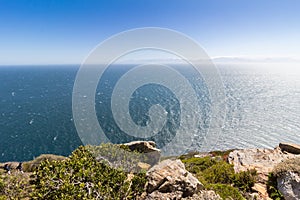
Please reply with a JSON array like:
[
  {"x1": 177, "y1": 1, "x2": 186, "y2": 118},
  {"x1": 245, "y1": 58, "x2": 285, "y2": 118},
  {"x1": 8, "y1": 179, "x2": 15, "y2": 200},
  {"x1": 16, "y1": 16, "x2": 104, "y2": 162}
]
[{"x1": 0, "y1": 0, "x2": 300, "y2": 65}]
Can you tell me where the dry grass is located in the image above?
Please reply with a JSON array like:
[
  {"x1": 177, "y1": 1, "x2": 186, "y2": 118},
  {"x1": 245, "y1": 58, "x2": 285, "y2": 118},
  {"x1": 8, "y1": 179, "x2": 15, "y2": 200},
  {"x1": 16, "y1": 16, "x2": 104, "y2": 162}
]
[
  {"x1": 23, "y1": 154, "x2": 66, "y2": 172},
  {"x1": 273, "y1": 157, "x2": 300, "y2": 176},
  {"x1": 0, "y1": 154, "x2": 66, "y2": 173}
]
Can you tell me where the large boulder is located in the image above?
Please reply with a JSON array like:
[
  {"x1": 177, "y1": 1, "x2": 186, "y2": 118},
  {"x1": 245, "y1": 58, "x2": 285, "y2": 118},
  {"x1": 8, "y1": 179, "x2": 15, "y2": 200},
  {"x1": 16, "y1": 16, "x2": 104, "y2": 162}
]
[
  {"x1": 279, "y1": 143, "x2": 300, "y2": 154},
  {"x1": 123, "y1": 141, "x2": 161, "y2": 166},
  {"x1": 277, "y1": 171, "x2": 300, "y2": 200},
  {"x1": 145, "y1": 159, "x2": 203, "y2": 199}
]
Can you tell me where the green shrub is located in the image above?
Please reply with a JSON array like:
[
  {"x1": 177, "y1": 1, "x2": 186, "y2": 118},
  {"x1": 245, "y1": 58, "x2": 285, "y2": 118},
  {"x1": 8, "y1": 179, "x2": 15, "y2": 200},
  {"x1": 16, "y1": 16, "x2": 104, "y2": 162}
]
[
  {"x1": 87, "y1": 143, "x2": 148, "y2": 172},
  {"x1": 202, "y1": 161, "x2": 235, "y2": 184},
  {"x1": 31, "y1": 145, "x2": 147, "y2": 200},
  {"x1": 207, "y1": 183, "x2": 244, "y2": 200},
  {"x1": 181, "y1": 156, "x2": 256, "y2": 198},
  {"x1": 267, "y1": 173, "x2": 284, "y2": 200},
  {"x1": 233, "y1": 169, "x2": 257, "y2": 192},
  {"x1": 182, "y1": 156, "x2": 217, "y2": 174},
  {"x1": 0, "y1": 173, "x2": 33, "y2": 199},
  {"x1": 0, "y1": 178, "x2": 4, "y2": 194},
  {"x1": 266, "y1": 158, "x2": 300, "y2": 200},
  {"x1": 0, "y1": 195, "x2": 6, "y2": 200}
]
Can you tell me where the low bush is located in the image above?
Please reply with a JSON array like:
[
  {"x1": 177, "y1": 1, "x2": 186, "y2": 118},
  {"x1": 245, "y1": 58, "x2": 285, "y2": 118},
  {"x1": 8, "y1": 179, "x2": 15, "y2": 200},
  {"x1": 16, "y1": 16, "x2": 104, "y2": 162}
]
[
  {"x1": 181, "y1": 156, "x2": 217, "y2": 174},
  {"x1": 31, "y1": 145, "x2": 147, "y2": 200},
  {"x1": 233, "y1": 169, "x2": 257, "y2": 192},
  {"x1": 0, "y1": 173, "x2": 33, "y2": 199},
  {"x1": 267, "y1": 173, "x2": 284, "y2": 200},
  {"x1": 207, "y1": 183, "x2": 244, "y2": 200},
  {"x1": 266, "y1": 157, "x2": 300, "y2": 200},
  {"x1": 0, "y1": 178, "x2": 4, "y2": 194},
  {"x1": 87, "y1": 143, "x2": 148, "y2": 172},
  {"x1": 202, "y1": 161, "x2": 235, "y2": 184},
  {"x1": 181, "y1": 155, "x2": 257, "y2": 199}
]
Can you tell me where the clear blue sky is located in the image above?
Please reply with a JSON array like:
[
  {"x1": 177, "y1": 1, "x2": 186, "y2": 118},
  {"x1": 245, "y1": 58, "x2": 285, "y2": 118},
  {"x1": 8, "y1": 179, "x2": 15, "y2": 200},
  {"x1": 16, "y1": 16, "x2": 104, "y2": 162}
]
[{"x1": 0, "y1": 0, "x2": 299, "y2": 64}]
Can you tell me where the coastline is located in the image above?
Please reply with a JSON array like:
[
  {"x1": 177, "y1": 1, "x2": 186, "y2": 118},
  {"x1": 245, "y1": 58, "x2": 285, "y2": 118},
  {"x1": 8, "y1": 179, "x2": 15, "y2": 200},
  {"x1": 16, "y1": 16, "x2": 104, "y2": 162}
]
[{"x1": 1, "y1": 142, "x2": 300, "y2": 200}]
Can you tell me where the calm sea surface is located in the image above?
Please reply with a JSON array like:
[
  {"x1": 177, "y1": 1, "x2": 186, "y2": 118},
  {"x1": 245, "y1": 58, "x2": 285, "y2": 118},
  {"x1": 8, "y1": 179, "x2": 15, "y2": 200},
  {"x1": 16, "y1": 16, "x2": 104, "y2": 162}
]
[{"x1": 0, "y1": 64, "x2": 299, "y2": 162}]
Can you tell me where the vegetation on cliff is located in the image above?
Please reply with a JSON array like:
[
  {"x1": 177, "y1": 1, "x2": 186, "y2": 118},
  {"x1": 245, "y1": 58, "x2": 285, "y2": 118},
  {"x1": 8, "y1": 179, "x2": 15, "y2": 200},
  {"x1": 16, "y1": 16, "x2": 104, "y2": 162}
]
[
  {"x1": 3, "y1": 144, "x2": 290, "y2": 200},
  {"x1": 180, "y1": 152, "x2": 257, "y2": 199},
  {"x1": 31, "y1": 145, "x2": 147, "y2": 199},
  {"x1": 267, "y1": 157, "x2": 300, "y2": 200},
  {"x1": 0, "y1": 144, "x2": 147, "y2": 200}
]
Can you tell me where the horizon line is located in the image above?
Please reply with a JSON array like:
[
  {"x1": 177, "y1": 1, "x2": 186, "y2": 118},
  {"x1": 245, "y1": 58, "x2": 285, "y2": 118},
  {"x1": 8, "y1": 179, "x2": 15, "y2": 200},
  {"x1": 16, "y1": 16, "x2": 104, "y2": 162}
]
[{"x1": 0, "y1": 56, "x2": 299, "y2": 66}]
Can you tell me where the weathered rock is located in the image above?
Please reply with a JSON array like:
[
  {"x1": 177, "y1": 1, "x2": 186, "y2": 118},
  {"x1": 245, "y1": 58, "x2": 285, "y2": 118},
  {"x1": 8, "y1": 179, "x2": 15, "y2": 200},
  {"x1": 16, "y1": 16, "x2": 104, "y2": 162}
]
[
  {"x1": 277, "y1": 171, "x2": 300, "y2": 200},
  {"x1": 123, "y1": 141, "x2": 159, "y2": 153},
  {"x1": 146, "y1": 159, "x2": 203, "y2": 198},
  {"x1": 138, "y1": 162, "x2": 151, "y2": 171},
  {"x1": 123, "y1": 141, "x2": 161, "y2": 166},
  {"x1": 228, "y1": 147, "x2": 300, "y2": 183},
  {"x1": 279, "y1": 143, "x2": 300, "y2": 155},
  {"x1": 252, "y1": 183, "x2": 271, "y2": 200},
  {"x1": 228, "y1": 146, "x2": 300, "y2": 199},
  {"x1": 144, "y1": 190, "x2": 221, "y2": 200}
]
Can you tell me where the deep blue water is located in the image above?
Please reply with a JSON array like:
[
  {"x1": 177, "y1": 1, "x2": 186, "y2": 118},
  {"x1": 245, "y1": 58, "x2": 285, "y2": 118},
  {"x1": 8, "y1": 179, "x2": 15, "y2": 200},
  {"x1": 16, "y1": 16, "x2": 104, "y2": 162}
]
[
  {"x1": 0, "y1": 64, "x2": 300, "y2": 162},
  {"x1": 0, "y1": 66, "x2": 81, "y2": 161}
]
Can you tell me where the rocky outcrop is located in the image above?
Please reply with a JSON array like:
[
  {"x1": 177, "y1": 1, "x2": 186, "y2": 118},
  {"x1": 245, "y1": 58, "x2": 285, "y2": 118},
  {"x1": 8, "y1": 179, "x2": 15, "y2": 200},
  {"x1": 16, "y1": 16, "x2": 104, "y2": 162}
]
[
  {"x1": 273, "y1": 157, "x2": 300, "y2": 200},
  {"x1": 277, "y1": 171, "x2": 300, "y2": 200},
  {"x1": 145, "y1": 159, "x2": 203, "y2": 199},
  {"x1": 279, "y1": 143, "x2": 300, "y2": 154},
  {"x1": 123, "y1": 141, "x2": 161, "y2": 166},
  {"x1": 228, "y1": 145, "x2": 300, "y2": 199},
  {"x1": 228, "y1": 147, "x2": 300, "y2": 183}
]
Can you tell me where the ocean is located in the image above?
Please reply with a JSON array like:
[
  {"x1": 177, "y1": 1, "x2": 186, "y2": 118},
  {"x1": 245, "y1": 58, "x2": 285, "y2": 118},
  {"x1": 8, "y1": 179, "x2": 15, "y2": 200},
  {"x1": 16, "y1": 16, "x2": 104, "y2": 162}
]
[{"x1": 0, "y1": 63, "x2": 299, "y2": 162}]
